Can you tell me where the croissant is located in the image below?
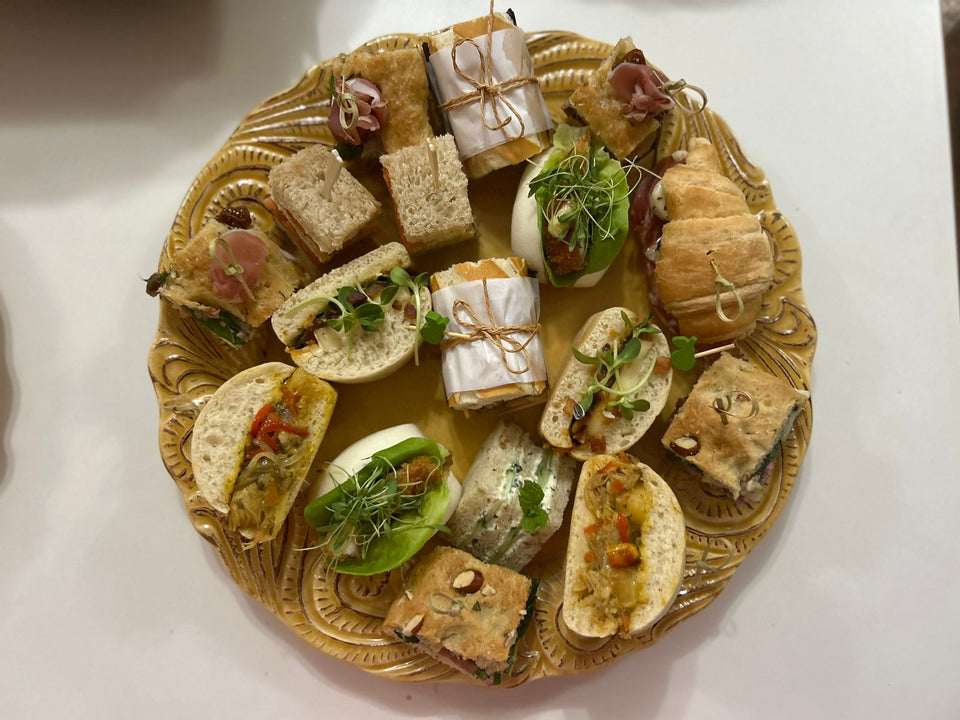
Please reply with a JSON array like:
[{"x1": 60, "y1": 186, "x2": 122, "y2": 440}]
[{"x1": 651, "y1": 138, "x2": 774, "y2": 345}]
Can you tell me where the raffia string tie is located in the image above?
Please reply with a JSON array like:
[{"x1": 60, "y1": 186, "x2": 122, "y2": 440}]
[
  {"x1": 441, "y1": 279, "x2": 540, "y2": 376},
  {"x1": 437, "y1": 0, "x2": 537, "y2": 140}
]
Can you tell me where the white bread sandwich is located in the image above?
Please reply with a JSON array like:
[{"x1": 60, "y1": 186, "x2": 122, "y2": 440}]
[
  {"x1": 304, "y1": 424, "x2": 461, "y2": 575},
  {"x1": 447, "y1": 420, "x2": 576, "y2": 571},
  {"x1": 379, "y1": 134, "x2": 476, "y2": 254},
  {"x1": 661, "y1": 353, "x2": 809, "y2": 502},
  {"x1": 381, "y1": 545, "x2": 538, "y2": 686},
  {"x1": 147, "y1": 206, "x2": 307, "y2": 348},
  {"x1": 265, "y1": 144, "x2": 381, "y2": 266},
  {"x1": 563, "y1": 38, "x2": 672, "y2": 161},
  {"x1": 271, "y1": 242, "x2": 431, "y2": 383},
  {"x1": 430, "y1": 257, "x2": 548, "y2": 411},
  {"x1": 563, "y1": 453, "x2": 686, "y2": 639},
  {"x1": 539, "y1": 307, "x2": 672, "y2": 460},
  {"x1": 632, "y1": 137, "x2": 775, "y2": 346},
  {"x1": 191, "y1": 362, "x2": 337, "y2": 544},
  {"x1": 511, "y1": 124, "x2": 632, "y2": 288}
]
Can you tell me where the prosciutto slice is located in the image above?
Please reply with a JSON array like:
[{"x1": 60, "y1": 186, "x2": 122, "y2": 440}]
[
  {"x1": 607, "y1": 62, "x2": 674, "y2": 122},
  {"x1": 209, "y1": 229, "x2": 268, "y2": 302},
  {"x1": 328, "y1": 77, "x2": 389, "y2": 146}
]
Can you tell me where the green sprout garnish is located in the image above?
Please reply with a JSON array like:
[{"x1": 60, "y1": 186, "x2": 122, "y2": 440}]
[
  {"x1": 572, "y1": 312, "x2": 663, "y2": 422},
  {"x1": 388, "y1": 266, "x2": 433, "y2": 365},
  {"x1": 518, "y1": 480, "x2": 549, "y2": 534},
  {"x1": 670, "y1": 335, "x2": 698, "y2": 372},
  {"x1": 311, "y1": 455, "x2": 443, "y2": 561}
]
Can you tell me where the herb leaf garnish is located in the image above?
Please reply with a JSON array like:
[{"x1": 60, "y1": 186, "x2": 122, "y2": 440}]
[{"x1": 518, "y1": 481, "x2": 549, "y2": 534}]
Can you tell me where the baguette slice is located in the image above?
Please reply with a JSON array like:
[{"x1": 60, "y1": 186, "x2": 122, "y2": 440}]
[
  {"x1": 448, "y1": 420, "x2": 576, "y2": 571},
  {"x1": 382, "y1": 546, "x2": 537, "y2": 686},
  {"x1": 271, "y1": 242, "x2": 429, "y2": 384},
  {"x1": 539, "y1": 307, "x2": 672, "y2": 460},
  {"x1": 661, "y1": 353, "x2": 809, "y2": 501},
  {"x1": 380, "y1": 134, "x2": 476, "y2": 253},
  {"x1": 191, "y1": 362, "x2": 337, "y2": 544},
  {"x1": 266, "y1": 145, "x2": 381, "y2": 265},
  {"x1": 563, "y1": 454, "x2": 686, "y2": 638}
]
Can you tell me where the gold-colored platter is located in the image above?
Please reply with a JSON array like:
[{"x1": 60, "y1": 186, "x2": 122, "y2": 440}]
[{"x1": 148, "y1": 29, "x2": 816, "y2": 686}]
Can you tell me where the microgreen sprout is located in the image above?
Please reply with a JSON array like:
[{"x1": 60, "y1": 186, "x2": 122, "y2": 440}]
[
  {"x1": 388, "y1": 266, "x2": 433, "y2": 364},
  {"x1": 572, "y1": 312, "x2": 663, "y2": 422}
]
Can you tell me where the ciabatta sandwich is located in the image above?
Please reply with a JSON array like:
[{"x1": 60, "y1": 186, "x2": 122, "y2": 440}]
[
  {"x1": 539, "y1": 307, "x2": 672, "y2": 460},
  {"x1": 271, "y1": 242, "x2": 431, "y2": 383},
  {"x1": 563, "y1": 453, "x2": 686, "y2": 638},
  {"x1": 382, "y1": 546, "x2": 538, "y2": 686},
  {"x1": 661, "y1": 353, "x2": 809, "y2": 502},
  {"x1": 448, "y1": 420, "x2": 576, "y2": 571},
  {"x1": 191, "y1": 362, "x2": 337, "y2": 544}
]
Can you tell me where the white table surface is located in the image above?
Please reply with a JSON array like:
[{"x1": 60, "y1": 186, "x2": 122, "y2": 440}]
[{"x1": 2, "y1": 1, "x2": 958, "y2": 717}]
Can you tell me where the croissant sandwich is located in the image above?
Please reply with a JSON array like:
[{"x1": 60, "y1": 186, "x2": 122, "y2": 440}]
[{"x1": 632, "y1": 138, "x2": 774, "y2": 346}]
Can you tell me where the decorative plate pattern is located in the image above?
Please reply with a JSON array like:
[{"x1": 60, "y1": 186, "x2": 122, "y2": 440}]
[{"x1": 148, "y1": 29, "x2": 816, "y2": 686}]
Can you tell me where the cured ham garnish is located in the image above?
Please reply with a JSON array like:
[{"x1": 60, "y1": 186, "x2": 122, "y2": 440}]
[
  {"x1": 209, "y1": 229, "x2": 268, "y2": 302},
  {"x1": 607, "y1": 61, "x2": 674, "y2": 122},
  {"x1": 328, "y1": 77, "x2": 390, "y2": 146}
]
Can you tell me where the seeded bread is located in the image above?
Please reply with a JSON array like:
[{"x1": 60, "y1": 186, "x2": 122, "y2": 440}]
[
  {"x1": 337, "y1": 47, "x2": 434, "y2": 154},
  {"x1": 267, "y1": 145, "x2": 381, "y2": 264},
  {"x1": 381, "y1": 546, "x2": 535, "y2": 685},
  {"x1": 661, "y1": 353, "x2": 809, "y2": 500},
  {"x1": 191, "y1": 362, "x2": 337, "y2": 544},
  {"x1": 539, "y1": 307, "x2": 672, "y2": 460},
  {"x1": 564, "y1": 38, "x2": 660, "y2": 160},
  {"x1": 448, "y1": 420, "x2": 576, "y2": 571},
  {"x1": 158, "y1": 218, "x2": 307, "y2": 345},
  {"x1": 380, "y1": 134, "x2": 475, "y2": 253},
  {"x1": 563, "y1": 454, "x2": 686, "y2": 638},
  {"x1": 271, "y1": 242, "x2": 430, "y2": 384}
]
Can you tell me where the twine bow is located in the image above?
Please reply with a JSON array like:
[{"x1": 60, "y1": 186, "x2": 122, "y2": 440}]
[
  {"x1": 442, "y1": 279, "x2": 540, "y2": 376},
  {"x1": 438, "y1": 0, "x2": 537, "y2": 141}
]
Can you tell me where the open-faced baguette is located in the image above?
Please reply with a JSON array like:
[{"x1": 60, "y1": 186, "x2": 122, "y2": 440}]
[
  {"x1": 271, "y1": 242, "x2": 430, "y2": 383},
  {"x1": 539, "y1": 307, "x2": 672, "y2": 460},
  {"x1": 645, "y1": 138, "x2": 775, "y2": 345},
  {"x1": 191, "y1": 362, "x2": 337, "y2": 544},
  {"x1": 563, "y1": 454, "x2": 686, "y2": 638}
]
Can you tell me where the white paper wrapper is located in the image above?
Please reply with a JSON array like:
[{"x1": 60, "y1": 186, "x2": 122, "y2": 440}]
[
  {"x1": 432, "y1": 276, "x2": 546, "y2": 398},
  {"x1": 431, "y1": 26, "x2": 553, "y2": 160}
]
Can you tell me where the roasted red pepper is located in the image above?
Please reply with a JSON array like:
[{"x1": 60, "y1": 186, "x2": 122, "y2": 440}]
[{"x1": 616, "y1": 513, "x2": 631, "y2": 543}]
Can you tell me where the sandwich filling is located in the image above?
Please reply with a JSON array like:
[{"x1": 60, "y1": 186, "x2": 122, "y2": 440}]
[
  {"x1": 568, "y1": 314, "x2": 670, "y2": 455},
  {"x1": 228, "y1": 369, "x2": 317, "y2": 541},
  {"x1": 304, "y1": 437, "x2": 455, "y2": 575},
  {"x1": 567, "y1": 457, "x2": 653, "y2": 636}
]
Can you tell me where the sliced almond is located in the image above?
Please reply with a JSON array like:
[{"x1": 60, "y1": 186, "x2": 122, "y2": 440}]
[
  {"x1": 451, "y1": 570, "x2": 484, "y2": 594},
  {"x1": 402, "y1": 613, "x2": 424, "y2": 637},
  {"x1": 669, "y1": 435, "x2": 701, "y2": 457}
]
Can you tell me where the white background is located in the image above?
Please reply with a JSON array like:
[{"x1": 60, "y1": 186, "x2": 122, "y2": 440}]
[{"x1": 1, "y1": 0, "x2": 958, "y2": 717}]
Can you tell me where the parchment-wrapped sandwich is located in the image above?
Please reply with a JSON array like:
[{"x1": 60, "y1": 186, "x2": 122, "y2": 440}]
[
  {"x1": 430, "y1": 257, "x2": 548, "y2": 411},
  {"x1": 427, "y1": 11, "x2": 553, "y2": 178}
]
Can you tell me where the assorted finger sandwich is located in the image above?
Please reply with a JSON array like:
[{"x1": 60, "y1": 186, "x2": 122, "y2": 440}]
[{"x1": 149, "y1": 10, "x2": 810, "y2": 686}]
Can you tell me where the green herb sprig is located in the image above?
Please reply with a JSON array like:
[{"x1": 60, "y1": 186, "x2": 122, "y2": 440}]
[
  {"x1": 572, "y1": 312, "x2": 663, "y2": 422},
  {"x1": 518, "y1": 481, "x2": 549, "y2": 533}
]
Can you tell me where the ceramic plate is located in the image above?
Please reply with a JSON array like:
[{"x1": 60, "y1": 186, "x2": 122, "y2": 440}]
[{"x1": 148, "y1": 28, "x2": 816, "y2": 686}]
